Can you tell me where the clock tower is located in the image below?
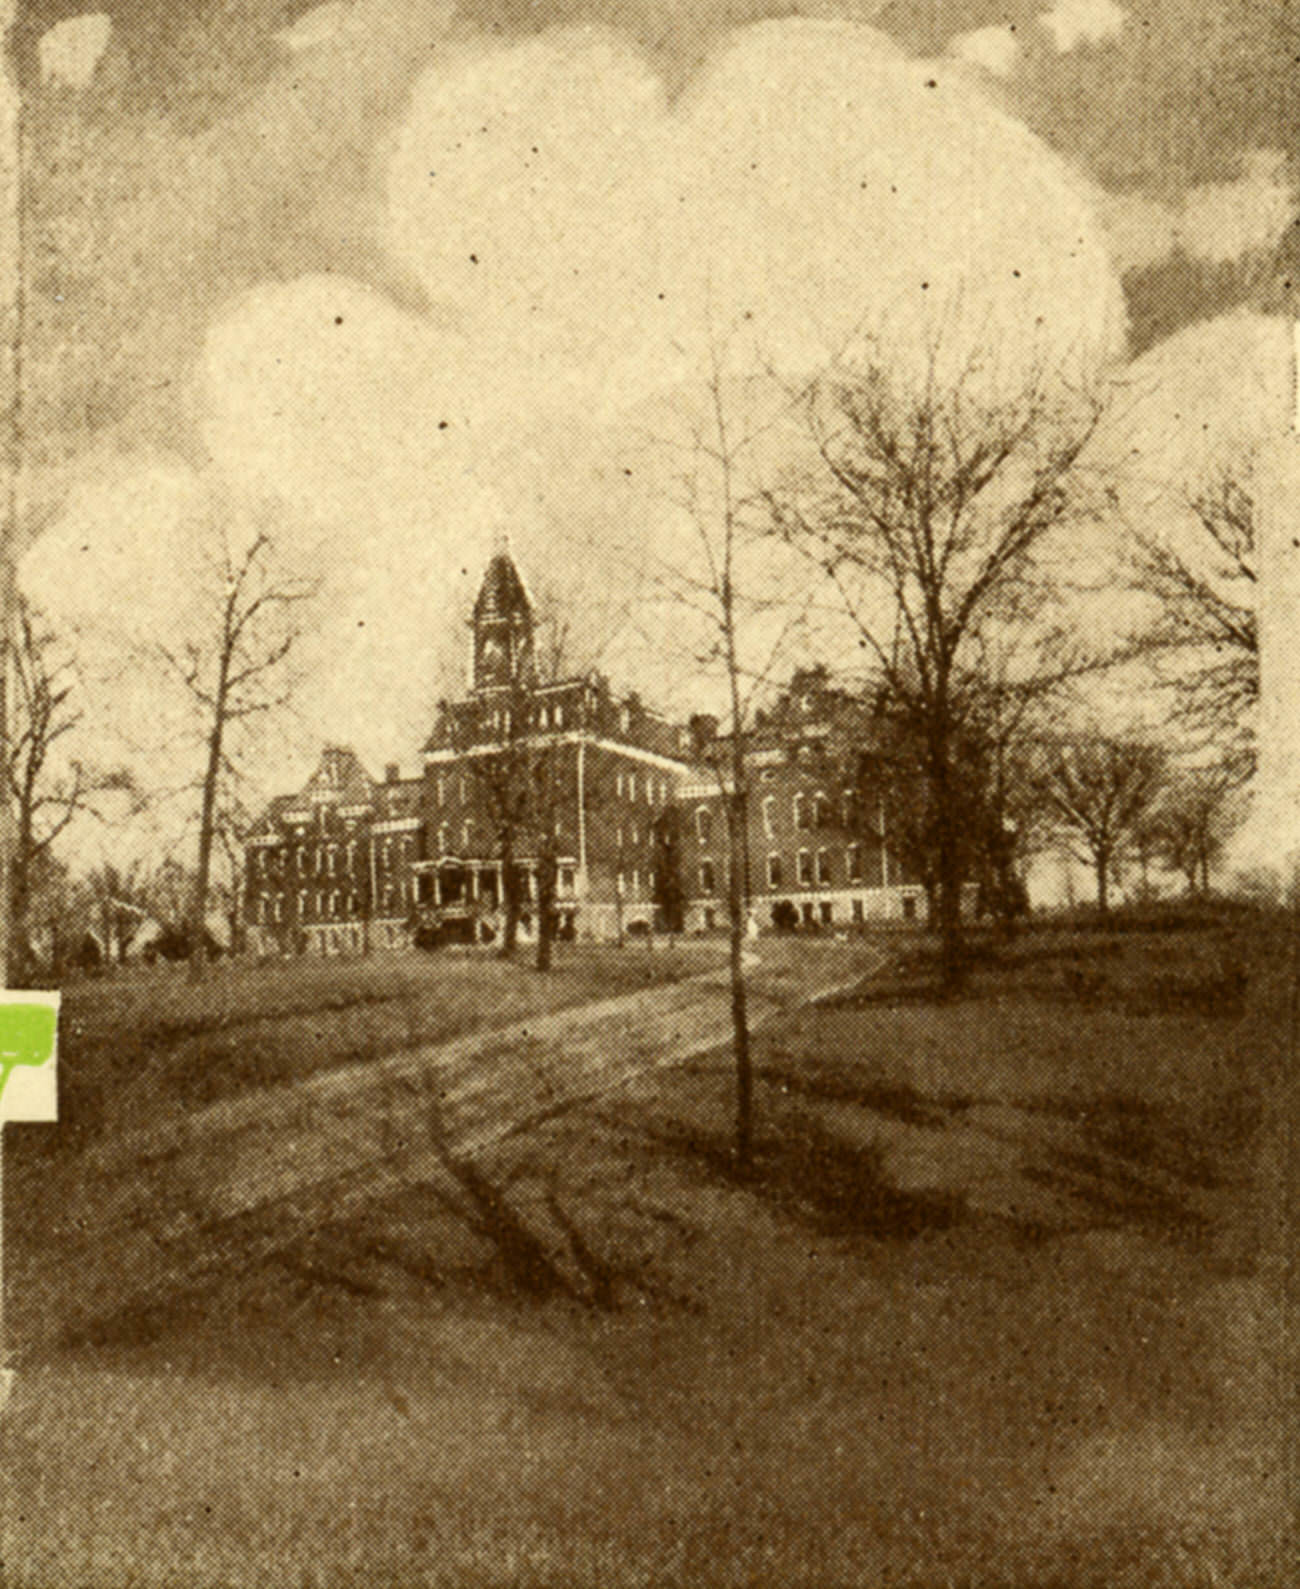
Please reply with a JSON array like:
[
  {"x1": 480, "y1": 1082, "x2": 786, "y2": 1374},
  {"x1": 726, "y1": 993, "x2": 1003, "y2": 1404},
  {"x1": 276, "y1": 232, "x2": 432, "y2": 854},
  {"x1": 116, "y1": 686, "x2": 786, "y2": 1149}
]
[{"x1": 471, "y1": 547, "x2": 535, "y2": 693}]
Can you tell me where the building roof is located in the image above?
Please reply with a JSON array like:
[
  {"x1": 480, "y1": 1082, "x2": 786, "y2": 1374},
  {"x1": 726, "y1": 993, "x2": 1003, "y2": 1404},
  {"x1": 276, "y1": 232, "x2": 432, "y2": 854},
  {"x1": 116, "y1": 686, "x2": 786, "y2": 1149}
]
[{"x1": 472, "y1": 550, "x2": 534, "y2": 629}]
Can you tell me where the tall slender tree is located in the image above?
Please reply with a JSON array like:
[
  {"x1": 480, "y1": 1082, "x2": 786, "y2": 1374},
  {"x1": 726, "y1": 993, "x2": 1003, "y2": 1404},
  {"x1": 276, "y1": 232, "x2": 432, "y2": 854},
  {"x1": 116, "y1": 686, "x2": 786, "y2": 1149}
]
[
  {"x1": 158, "y1": 506, "x2": 317, "y2": 979},
  {"x1": 636, "y1": 349, "x2": 810, "y2": 1171},
  {"x1": 6, "y1": 598, "x2": 135, "y2": 981},
  {"x1": 774, "y1": 348, "x2": 1107, "y2": 982}
]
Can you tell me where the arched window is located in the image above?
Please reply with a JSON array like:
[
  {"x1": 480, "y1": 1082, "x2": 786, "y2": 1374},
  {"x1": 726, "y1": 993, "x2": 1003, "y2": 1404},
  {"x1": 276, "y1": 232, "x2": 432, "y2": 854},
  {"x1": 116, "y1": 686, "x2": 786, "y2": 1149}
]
[
  {"x1": 696, "y1": 806, "x2": 712, "y2": 844},
  {"x1": 793, "y1": 793, "x2": 808, "y2": 830},
  {"x1": 762, "y1": 796, "x2": 776, "y2": 839},
  {"x1": 767, "y1": 853, "x2": 783, "y2": 889},
  {"x1": 699, "y1": 858, "x2": 716, "y2": 895},
  {"x1": 817, "y1": 849, "x2": 832, "y2": 885},
  {"x1": 842, "y1": 788, "x2": 856, "y2": 828},
  {"x1": 814, "y1": 791, "x2": 832, "y2": 828},
  {"x1": 847, "y1": 843, "x2": 863, "y2": 883},
  {"x1": 462, "y1": 819, "x2": 473, "y2": 852},
  {"x1": 797, "y1": 850, "x2": 813, "y2": 886}
]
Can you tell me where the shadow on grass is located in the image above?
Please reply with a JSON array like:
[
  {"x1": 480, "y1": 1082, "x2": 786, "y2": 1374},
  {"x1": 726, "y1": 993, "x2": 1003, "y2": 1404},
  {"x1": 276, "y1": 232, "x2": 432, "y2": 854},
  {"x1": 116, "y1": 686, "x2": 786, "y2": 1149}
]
[
  {"x1": 758, "y1": 1057, "x2": 973, "y2": 1128},
  {"x1": 646, "y1": 1108, "x2": 966, "y2": 1242}
]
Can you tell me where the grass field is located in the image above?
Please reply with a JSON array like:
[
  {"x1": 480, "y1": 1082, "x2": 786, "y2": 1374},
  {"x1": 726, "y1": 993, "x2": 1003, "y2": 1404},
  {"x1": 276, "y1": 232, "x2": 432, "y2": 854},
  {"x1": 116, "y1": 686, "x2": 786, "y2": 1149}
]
[
  {"x1": 0, "y1": 909, "x2": 1292, "y2": 1587},
  {"x1": 42, "y1": 938, "x2": 725, "y2": 1145}
]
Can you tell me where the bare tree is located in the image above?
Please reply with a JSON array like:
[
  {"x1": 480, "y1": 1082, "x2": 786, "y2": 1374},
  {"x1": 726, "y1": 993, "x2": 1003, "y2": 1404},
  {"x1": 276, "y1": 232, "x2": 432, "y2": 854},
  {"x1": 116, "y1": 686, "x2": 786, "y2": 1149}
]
[
  {"x1": 1125, "y1": 467, "x2": 1257, "y2": 761},
  {"x1": 1147, "y1": 764, "x2": 1246, "y2": 896},
  {"x1": 1039, "y1": 734, "x2": 1168, "y2": 914},
  {"x1": 158, "y1": 509, "x2": 317, "y2": 979},
  {"x1": 637, "y1": 352, "x2": 810, "y2": 1171},
  {"x1": 774, "y1": 349, "x2": 1107, "y2": 982},
  {"x1": 6, "y1": 597, "x2": 136, "y2": 980}
]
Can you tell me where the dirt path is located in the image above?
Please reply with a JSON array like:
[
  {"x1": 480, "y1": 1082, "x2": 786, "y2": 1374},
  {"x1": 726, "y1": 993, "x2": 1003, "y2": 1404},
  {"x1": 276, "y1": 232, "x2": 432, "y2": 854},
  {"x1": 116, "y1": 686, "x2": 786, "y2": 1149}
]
[{"x1": 17, "y1": 950, "x2": 876, "y2": 1349}]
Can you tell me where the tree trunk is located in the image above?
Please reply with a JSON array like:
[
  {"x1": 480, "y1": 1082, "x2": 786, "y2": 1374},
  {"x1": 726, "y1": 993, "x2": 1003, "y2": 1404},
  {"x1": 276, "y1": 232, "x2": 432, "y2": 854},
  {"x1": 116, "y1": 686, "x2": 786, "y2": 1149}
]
[
  {"x1": 535, "y1": 840, "x2": 556, "y2": 973},
  {"x1": 500, "y1": 829, "x2": 519, "y2": 957},
  {"x1": 190, "y1": 709, "x2": 226, "y2": 981},
  {"x1": 1095, "y1": 847, "x2": 1111, "y2": 915},
  {"x1": 727, "y1": 793, "x2": 753, "y2": 1173}
]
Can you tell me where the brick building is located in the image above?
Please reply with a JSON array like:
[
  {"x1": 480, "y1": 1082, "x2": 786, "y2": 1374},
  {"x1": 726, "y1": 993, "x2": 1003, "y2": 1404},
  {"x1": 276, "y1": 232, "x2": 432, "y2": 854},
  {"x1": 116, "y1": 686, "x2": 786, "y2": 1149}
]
[{"x1": 243, "y1": 553, "x2": 924, "y2": 954}]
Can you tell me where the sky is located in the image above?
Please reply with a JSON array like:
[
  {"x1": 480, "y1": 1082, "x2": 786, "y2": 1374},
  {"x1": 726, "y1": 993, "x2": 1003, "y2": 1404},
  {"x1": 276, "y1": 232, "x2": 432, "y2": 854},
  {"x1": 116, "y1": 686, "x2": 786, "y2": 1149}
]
[{"x1": 8, "y1": 0, "x2": 1300, "y2": 851}]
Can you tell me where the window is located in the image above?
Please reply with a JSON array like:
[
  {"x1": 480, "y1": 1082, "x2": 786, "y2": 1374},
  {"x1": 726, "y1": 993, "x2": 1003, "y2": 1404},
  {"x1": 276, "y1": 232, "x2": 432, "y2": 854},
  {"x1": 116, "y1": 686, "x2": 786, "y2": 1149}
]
[
  {"x1": 382, "y1": 838, "x2": 392, "y2": 869},
  {"x1": 630, "y1": 824, "x2": 639, "y2": 847},
  {"x1": 794, "y1": 793, "x2": 810, "y2": 830},
  {"x1": 560, "y1": 867, "x2": 575, "y2": 893},
  {"x1": 616, "y1": 771, "x2": 624, "y2": 799},
  {"x1": 842, "y1": 789, "x2": 856, "y2": 828},
  {"x1": 797, "y1": 849, "x2": 813, "y2": 886},
  {"x1": 767, "y1": 854, "x2": 783, "y2": 889},
  {"x1": 902, "y1": 895, "x2": 917, "y2": 921},
  {"x1": 802, "y1": 902, "x2": 815, "y2": 927},
  {"x1": 554, "y1": 703, "x2": 564, "y2": 729},
  {"x1": 696, "y1": 806, "x2": 712, "y2": 844},
  {"x1": 327, "y1": 846, "x2": 336, "y2": 876},
  {"x1": 817, "y1": 849, "x2": 832, "y2": 885},
  {"x1": 820, "y1": 901, "x2": 832, "y2": 926},
  {"x1": 629, "y1": 772, "x2": 637, "y2": 802},
  {"x1": 852, "y1": 898, "x2": 864, "y2": 924},
  {"x1": 462, "y1": 820, "x2": 473, "y2": 851},
  {"x1": 438, "y1": 823, "x2": 449, "y2": 853},
  {"x1": 616, "y1": 825, "x2": 623, "y2": 851},
  {"x1": 251, "y1": 851, "x2": 261, "y2": 878},
  {"x1": 847, "y1": 844, "x2": 862, "y2": 883},
  {"x1": 617, "y1": 871, "x2": 625, "y2": 896},
  {"x1": 699, "y1": 859, "x2": 716, "y2": 895},
  {"x1": 274, "y1": 896, "x2": 283, "y2": 924},
  {"x1": 814, "y1": 791, "x2": 832, "y2": 828},
  {"x1": 346, "y1": 841, "x2": 356, "y2": 873},
  {"x1": 762, "y1": 796, "x2": 775, "y2": 839},
  {"x1": 539, "y1": 706, "x2": 549, "y2": 729},
  {"x1": 298, "y1": 890, "x2": 308, "y2": 918},
  {"x1": 631, "y1": 868, "x2": 640, "y2": 897},
  {"x1": 437, "y1": 775, "x2": 445, "y2": 806}
]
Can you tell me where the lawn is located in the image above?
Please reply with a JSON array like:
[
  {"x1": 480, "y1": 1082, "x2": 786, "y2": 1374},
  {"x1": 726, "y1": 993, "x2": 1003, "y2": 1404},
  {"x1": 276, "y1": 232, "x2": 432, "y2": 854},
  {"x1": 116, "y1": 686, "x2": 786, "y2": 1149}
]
[
  {"x1": 0, "y1": 907, "x2": 1291, "y2": 1587},
  {"x1": 44, "y1": 937, "x2": 727, "y2": 1143}
]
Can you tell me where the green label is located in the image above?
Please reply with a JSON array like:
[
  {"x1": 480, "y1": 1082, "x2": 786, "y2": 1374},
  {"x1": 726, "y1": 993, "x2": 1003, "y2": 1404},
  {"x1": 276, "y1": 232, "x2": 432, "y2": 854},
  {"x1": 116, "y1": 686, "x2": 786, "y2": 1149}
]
[{"x1": 0, "y1": 1002, "x2": 58, "y2": 1103}]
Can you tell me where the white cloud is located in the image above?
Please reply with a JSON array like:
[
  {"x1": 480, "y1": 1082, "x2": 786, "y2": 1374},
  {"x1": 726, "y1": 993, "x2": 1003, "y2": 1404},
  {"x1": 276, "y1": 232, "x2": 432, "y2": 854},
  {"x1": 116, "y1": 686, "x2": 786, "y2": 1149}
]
[
  {"x1": 34, "y1": 18, "x2": 1128, "y2": 789},
  {"x1": 1178, "y1": 149, "x2": 1295, "y2": 266},
  {"x1": 950, "y1": 25, "x2": 1020, "y2": 78},
  {"x1": 1097, "y1": 189, "x2": 1179, "y2": 273},
  {"x1": 1038, "y1": 0, "x2": 1125, "y2": 52},
  {"x1": 38, "y1": 14, "x2": 113, "y2": 89}
]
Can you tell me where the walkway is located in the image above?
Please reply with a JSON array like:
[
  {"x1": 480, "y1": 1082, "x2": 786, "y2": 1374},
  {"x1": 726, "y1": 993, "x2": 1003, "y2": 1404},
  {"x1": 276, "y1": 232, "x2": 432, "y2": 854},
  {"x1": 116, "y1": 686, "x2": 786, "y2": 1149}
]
[{"x1": 30, "y1": 948, "x2": 874, "y2": 1346}]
